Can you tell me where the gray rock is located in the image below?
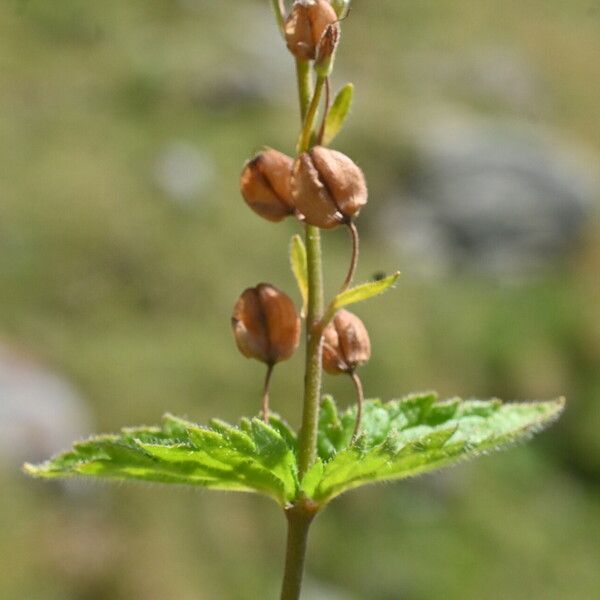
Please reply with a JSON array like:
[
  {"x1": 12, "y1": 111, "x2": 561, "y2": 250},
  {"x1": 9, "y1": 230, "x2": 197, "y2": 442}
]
[
  {"x1": 154, "y1": 141, "x2": 216, "y2": 206},
  {"x1": 381, "y1": 117, "x2": 598, "y2": 277},
  {"x1": 0, "y1": 344, "x2": 92, "y2": 468}
]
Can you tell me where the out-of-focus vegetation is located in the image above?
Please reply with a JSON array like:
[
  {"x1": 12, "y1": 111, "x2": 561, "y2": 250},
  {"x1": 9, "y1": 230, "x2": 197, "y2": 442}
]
[{"x1": 1, "y1": 1, "x2": 599, "y2": 598}]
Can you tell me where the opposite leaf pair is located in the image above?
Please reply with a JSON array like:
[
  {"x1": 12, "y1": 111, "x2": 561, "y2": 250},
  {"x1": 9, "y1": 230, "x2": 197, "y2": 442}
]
[{"x1": 25, "y1": 393, "x2": 565, "y2": 508}]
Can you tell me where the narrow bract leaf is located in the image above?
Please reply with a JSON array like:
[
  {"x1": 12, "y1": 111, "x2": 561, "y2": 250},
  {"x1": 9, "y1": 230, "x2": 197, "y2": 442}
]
[
  {"x1": 323, "y1": 83, "x2": 354, "y2": 146},
  {"x1": 290, "y1": 234, "x2": 308, "y2": 317},
  {"x1": 331, "y1": 272, "x2": 400, "y2": 311}
]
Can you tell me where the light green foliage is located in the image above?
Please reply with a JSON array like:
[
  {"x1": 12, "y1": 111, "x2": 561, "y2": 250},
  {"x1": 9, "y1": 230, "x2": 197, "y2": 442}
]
[
  {"x1": 310, "y1": 393, "x2": 564, "y2": 503},
  {"x1": 289, "y1": 234, "x2": 308, "y2": 317},
  {"x1": 322, "y1": 83, "x2": 354, "y2": 146},
  {"x1": 25, "y1": 394, "x2": 563, "y2": 507},
  {"x1": 330, "y1": 272, "x2": 400, "y2": 313},
  {"x1": 25, "y1": 413, "x2": 299, "y2": 506}
]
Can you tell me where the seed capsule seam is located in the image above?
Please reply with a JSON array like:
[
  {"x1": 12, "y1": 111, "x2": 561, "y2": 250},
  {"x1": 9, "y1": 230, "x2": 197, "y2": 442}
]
[
  {"x1": 306, "y1": 150, "x2": 346, "y2": 224},
  {"x1": 246, "y1": 157, "x2": 294, "y2": 217}
]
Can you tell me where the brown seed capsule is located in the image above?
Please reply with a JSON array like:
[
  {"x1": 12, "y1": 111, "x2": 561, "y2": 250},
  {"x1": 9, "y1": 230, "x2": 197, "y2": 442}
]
[
  {"x1": 291, "y1": 146, "x2": 368, "y2": 229},
  {"x1": 284, "y1": 0, "x2": 339, "y2": 61},
  {"x1": 240, "y1": 149, "x2": 295, "y2": 223},
  {"x1": 232, "y1": 284, "x2": 301, "y2": 365},
  {"x1": 322, "y1": 309, "x2": 371, "y2": 375}
]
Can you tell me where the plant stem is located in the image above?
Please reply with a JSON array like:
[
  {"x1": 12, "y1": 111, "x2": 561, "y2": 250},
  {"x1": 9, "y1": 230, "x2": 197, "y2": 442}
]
[
  {"x1": 298, "y1": 75, "x2": 326, "y2": 153},
  {"x1": 317, "y1": 77, "x2": 331, "y2": 145},
  {"x1": 350, "y1": 370, "x2": 365, "y2": 442},
  {"x1": 341, "y1": 220, "x2": 359, "y2": 292},
  {"x1": 297, "y1": 225, "x2": 324, "y2": 478},
  {"x1": 270, "y1": 0, "x2": 286, "y2": 36},
  {"x1": 280, "y1": 501, "x2": 318, "y2": 600},
  {"x1": 295, "y1": 58, "x2": 313, "y2": 122},
  {"x1": 262, "y1": 362, "x2": 275, "y2": 424},
  {"x1": 279, "y1": 57, "x2": 325, "y2": 600},
  {"x1": 295, "y1": 61, "x2": 325, "y2": 481}
]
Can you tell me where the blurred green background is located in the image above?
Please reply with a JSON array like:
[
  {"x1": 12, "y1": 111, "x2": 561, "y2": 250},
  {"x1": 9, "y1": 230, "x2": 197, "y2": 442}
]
[{"x1": 2, "y1": 1, "x2": 599, "y2": 598}]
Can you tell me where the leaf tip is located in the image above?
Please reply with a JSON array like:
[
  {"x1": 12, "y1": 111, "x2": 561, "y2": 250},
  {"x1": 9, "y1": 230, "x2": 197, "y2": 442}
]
[{"x1": 22, "y1": 462, "x2": 38, "y2": 476}]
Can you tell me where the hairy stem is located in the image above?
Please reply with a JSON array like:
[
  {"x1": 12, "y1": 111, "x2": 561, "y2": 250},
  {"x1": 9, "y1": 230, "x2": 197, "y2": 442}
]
[
  {"x1": 298, "y1": 225, "x2": 324, "y2": 477},
  {"x1": 280, "y1": 502, "x2": 318, "y2": 600},
  {"x1": 279, "y1": 57, "x2": 325, "y2": 600},
  {"x1": 296, "y1": 63, "x2": 325, "y2": 481}
]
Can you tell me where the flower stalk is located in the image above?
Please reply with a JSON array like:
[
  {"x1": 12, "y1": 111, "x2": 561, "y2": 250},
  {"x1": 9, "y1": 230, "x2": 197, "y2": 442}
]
[{"x1": 296, "y1": 61, "x2": 325, "y2": 481}]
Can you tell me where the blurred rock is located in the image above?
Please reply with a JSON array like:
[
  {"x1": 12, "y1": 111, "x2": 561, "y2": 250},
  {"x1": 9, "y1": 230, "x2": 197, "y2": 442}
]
[
  {"x1": 0, "y1": 344, "x2": 92, "y2": 468},
  {"x1": 303, "y1": 578, "x2": 357, "y2": 600},
  {"x1": 380, "y1": 117, "x2": 598, "y2": 278},
  {"x1": 192, "y1": 71, "x2": 270, "y2": 111},
  {"x1": 404, "y1": 45, "x2": 542, "y2": 113},
  {"x1": 154, "y1": 141, "x2": 216, "y2": 207}
]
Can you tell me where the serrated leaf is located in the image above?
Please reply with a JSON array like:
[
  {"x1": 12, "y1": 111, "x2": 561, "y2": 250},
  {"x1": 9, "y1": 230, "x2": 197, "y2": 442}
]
[
  {"x1": 330, "y1": 272, "x2": 400, "y2": 312},
  {"x1": 300, "y1": 458, "x2": 324, "y2": 497},
  {"x1": 25, "y1": 415, "x2": 299, "y2": 506},
  {"x1": 25, "y1": 394, "x2": 564, "y2": 508},
  {"x1": 311, "y1": 395, "x2": 564, "y2": 504},
  {"x1": 290, "y1": 234, "x2": 308, "y2": 318},
  {"x1": 323, "y1": 83, "x2": 354, "y2": 146},
  {"x1": 268, "y1": 414, "x2": 298, "y2": 451}
]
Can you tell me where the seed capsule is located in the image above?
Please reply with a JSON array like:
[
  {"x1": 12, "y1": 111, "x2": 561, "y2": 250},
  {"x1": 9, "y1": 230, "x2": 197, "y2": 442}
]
[
  {"x1": 232, "y1": 284, "x2": 301, "y2": 365},
  {"x1": 322, "y1": 309, "x2": 371, "y2": 374},
  {"x1": 284, "y1": 0, "x2": 339, "y2": 61},
  {"x1": 240, "y1": 149, "x2": 295, "y2": 223},
  {"x1": 291, "y1": 146, "x2": 368, "y2": 229}
]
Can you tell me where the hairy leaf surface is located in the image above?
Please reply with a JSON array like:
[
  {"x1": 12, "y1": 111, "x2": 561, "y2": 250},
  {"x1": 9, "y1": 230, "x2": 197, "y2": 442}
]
[
  {"x1": 309, "y1": 393, "x2": 564, "y2": 503},
  {"x1": 25, "y1": 394, "x2": 563, "y2": 507},
  {"x1": 25, "y1": 414, "x2": 298, "y2": 505}
]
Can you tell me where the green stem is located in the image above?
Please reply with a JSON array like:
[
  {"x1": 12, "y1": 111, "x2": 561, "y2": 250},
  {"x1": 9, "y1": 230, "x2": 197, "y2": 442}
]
[
  {"x1": 280, "y1": 502, "x2": 318, "y2": 600},
  {"x1": 295, "y1": 58, "x2": 313, "y2": 122},
  {"x1": 295, "y1": 61, "x2": 325, "y2": 481},
  {"x1": 350, "y1": 370, "x2": 365, "y2": 443},
  {"x1": 279, "y1": 53, "x2": 327, "y2": 600},
  {"x1": 298, "y1": 75, "x2": 326, "y2": 153},
  {"x1": 270, "y1": 0, "x2": 286, "y2": 36},
  {"x1": 297, "y1": 224, "x2": 324, "y2": 478}
]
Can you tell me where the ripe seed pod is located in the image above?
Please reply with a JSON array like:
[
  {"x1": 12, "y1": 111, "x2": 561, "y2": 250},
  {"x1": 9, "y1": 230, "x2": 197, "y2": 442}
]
[
  {"x1": 240, "y1": 149, "x2": 295, "y2": 223},
  {"x1": 232, "y1": 284, "x2": 301, "y2": 365},
  {"x1": 322, "y1": 309, "x2": 371, "y2": 374},
  {"x1": 291, "y1": 146, "x2": 368, "y2": 229},
  {"x1": 284, "y1": 0, "x2": 339, "y2": 61}
]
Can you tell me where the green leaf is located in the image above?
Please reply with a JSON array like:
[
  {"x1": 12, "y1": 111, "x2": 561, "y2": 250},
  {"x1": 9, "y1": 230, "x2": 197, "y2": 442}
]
[
  {"x1": 310, "y1": 394, "x2": 565, "y2": 504},
  {"x1": 330, "y1": 272, "x2": 400, "y2": 312},
  {"x1": 323, "y1": 83, "x2": 354, "y2": 146},
  {"x1": 290, "y1": 234, "x2": 308, "y2": 317},
  {"x1": 25, "y1": 413, "x2": 299, "y2": 506},
  {"x1": 25, "y1": 394, "x2": 564, "y2": 508}
]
